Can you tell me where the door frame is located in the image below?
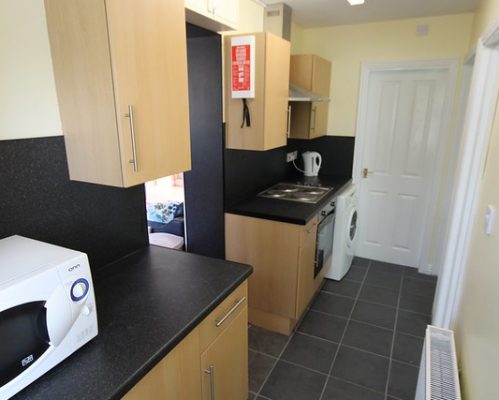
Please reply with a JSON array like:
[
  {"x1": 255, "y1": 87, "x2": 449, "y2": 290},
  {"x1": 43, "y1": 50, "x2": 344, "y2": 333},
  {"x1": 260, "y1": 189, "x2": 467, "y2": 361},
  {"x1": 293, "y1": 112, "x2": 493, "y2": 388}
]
[
  {"x1": 352, "y1": 58, "x2": 459, "y2": 272},
  {"x1": 433, "y1": 23, "x2": 499, "y2": 328}
]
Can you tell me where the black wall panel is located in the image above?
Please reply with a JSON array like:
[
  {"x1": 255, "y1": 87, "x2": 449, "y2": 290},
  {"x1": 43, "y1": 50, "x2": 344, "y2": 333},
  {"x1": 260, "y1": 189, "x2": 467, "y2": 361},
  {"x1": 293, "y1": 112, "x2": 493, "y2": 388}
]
[{"x1": 0, "y1": 136, "x2": 148, "y2": 270}]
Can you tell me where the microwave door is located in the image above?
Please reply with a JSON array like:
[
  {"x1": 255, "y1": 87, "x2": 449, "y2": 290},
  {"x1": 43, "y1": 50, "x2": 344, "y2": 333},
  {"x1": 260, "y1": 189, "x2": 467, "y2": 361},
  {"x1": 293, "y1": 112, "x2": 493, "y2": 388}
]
[{"x1": 0, "y1": 302, "x2": 50, "y2": 387}]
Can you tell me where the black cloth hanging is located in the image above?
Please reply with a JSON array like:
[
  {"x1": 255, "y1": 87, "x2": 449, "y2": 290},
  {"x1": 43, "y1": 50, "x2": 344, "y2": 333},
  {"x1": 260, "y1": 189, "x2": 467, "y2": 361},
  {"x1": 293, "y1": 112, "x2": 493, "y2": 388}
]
[{"x1": 241, "y1": 98, "x2": 251, "y2": 128}]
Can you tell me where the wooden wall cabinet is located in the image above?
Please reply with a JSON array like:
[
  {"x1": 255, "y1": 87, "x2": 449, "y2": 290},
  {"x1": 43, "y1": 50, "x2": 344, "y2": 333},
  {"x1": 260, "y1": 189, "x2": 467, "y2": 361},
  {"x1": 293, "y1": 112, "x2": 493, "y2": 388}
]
[
  {"x1": 45, "y1": 0, "x2": 191, "y2": 187},
  {"x1": 124, "y1": 282, "x2": 248, "y2": 400},
  {"x1": 224, "y1": 32, "x2": 290, "y2": 151},
  {"x1": 185, "y1": 0, "x2": 239, "y2": 32},
  {"x1": 225, "y1": 214, "x2": 320, "y2": 335},
  {"x1": 289, "y1": 54, "x2": 332, "y2": 139}
]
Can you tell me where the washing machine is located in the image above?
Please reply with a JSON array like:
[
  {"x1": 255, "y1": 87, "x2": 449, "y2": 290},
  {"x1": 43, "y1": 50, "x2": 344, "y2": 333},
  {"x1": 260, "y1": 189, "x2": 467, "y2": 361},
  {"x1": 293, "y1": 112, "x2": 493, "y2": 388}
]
[{"x1": 324, "y1": 183, "x2": 358, "y2": 281}]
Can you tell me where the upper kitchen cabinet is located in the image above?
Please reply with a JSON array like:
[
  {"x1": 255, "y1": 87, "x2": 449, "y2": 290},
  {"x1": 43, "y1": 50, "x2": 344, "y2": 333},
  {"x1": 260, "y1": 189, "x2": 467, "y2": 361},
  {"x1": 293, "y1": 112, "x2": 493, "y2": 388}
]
[
  {"x1": 44, "y1": 0, "x2": 191, "y2": 187},
  {"x1": 289, "y1": 54, "x2": 332, "y2": 139},
  {"x1": 225, "y1": 32, "x2": 290, "y2": 151},
  {"x1": 185, "y1": 0, "x2": 239, "y2": 32}
]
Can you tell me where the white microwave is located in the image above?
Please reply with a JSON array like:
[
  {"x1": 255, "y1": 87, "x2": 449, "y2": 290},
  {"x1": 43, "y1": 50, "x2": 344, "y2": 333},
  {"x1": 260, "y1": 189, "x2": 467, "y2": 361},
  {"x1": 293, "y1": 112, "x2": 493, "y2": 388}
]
[{"x1": 0, "y1": 236, "x2": 98, "y2": 399}]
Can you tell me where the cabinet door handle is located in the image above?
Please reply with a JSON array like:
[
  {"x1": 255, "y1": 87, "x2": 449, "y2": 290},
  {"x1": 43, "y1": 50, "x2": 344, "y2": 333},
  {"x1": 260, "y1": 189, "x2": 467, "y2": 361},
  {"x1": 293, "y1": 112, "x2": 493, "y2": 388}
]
[
  {"x1": 310, "y1": 106, "x2": 317, "y2": 131},
  {"x1": 204, "y1": 365, "x2": 216, "y2": 400},
  {"x1": 215, "y1": 297, "x2": 246, "y2": 327},
  {"x1": 125, "y1": 104, "x2": 138, "y2": 173},
  {"x1": 286, "y1": 105, "x2": 292, "y2": 138}
]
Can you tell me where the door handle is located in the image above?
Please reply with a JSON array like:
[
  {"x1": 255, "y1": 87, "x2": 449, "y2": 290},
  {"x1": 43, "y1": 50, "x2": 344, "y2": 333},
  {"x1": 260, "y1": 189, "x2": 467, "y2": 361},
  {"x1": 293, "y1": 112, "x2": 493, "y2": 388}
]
[
  {"x1": 362, "y1": 168, "x2": 373, "y2": 178},
  {"x1": 310, "y1": 106, "x2": 317, "y2": 130},
  {"x1": 286, "y1": 105, "x2": 292, "y2": 138},
  {"x1": 125, "y1": 105, "x2": 138, "y2": 173},
  {"x1": 204, "y1": 365, "x2": 216, "y2": 400}
]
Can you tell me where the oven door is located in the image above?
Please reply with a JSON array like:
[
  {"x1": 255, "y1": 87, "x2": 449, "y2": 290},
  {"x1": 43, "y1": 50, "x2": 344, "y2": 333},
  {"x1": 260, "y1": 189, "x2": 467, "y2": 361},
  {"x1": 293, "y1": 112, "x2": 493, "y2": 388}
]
[
  {"x1": 315, "y1": 211, "x2": 336, "y2": 277},
  {"x1": 0, "y1": 301, "x2": 51, "y2": 387}
]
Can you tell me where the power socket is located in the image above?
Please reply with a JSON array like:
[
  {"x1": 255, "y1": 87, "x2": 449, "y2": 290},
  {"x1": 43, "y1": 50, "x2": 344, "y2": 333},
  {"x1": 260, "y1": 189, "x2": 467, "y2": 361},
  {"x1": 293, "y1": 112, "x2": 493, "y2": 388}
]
[{"x1": 286, "y1": 151, "x2": 298, "y2": 163}]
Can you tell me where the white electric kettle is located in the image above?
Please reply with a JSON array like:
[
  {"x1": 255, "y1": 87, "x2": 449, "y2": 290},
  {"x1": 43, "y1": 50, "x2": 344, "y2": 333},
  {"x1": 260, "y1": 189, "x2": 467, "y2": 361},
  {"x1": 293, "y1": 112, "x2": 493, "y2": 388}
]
[{"x1": 302, "y1": 151, "x2": 322, "y2": 177}]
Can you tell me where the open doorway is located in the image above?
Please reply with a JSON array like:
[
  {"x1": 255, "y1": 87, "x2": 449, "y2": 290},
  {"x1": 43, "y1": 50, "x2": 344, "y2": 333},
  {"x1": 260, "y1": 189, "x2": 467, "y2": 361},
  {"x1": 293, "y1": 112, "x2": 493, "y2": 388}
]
[{"x1": 145, "y1": 174, "x2": 186, "y2": 250}]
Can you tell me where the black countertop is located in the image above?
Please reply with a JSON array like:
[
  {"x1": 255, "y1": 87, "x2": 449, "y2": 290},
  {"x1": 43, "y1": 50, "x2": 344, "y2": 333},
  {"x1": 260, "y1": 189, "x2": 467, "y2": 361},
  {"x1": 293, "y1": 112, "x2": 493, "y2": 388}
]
[
  {"x1": 226, "y1": 175, "x2": 352, "y2": 225},
  {"x1": 13, "y1": 246, "x2": 252, "y2": 400}
]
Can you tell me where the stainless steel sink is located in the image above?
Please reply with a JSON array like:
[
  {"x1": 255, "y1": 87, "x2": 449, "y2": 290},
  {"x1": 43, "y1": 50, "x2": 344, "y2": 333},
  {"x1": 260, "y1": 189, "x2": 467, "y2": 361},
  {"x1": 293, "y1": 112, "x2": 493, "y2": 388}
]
[{"x1": 257, "y1": 183, "x2": 333, "y2": 204}]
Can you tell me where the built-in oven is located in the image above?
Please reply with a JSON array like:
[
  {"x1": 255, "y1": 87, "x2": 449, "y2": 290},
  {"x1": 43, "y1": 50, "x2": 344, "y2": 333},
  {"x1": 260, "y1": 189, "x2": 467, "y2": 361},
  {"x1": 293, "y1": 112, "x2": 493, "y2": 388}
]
[{"x1": 314, "y1": 198, "x2": 336, "y2": 277}]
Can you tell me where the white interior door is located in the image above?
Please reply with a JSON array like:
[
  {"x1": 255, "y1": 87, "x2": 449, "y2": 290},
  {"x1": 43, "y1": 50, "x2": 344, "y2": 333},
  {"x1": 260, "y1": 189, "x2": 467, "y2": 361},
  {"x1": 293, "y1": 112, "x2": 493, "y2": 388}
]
[{"x1": 356, "y1": 69, "x2": 447, "y2": 267}]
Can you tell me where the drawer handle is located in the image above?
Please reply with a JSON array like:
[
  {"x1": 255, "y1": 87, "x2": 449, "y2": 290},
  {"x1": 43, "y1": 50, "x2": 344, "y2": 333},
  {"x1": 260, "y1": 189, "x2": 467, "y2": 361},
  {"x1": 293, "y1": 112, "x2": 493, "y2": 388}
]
[
  {"x1": 215, "y1": 297, "x2": 246, "y2": 327},
  {"x1": 203, "y1": 365, "x2": 216, "y2": 400}
]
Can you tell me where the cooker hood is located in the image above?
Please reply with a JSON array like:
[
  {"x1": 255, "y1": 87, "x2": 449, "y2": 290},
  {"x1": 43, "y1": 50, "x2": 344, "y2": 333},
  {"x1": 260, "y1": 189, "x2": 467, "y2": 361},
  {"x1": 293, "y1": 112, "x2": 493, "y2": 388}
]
[
  {"x1": 288, "y1": 84, "x2": 331, "y2": 102},
  {"x1": 263, "y1": 4, "x2": 330, "y2": 103}
]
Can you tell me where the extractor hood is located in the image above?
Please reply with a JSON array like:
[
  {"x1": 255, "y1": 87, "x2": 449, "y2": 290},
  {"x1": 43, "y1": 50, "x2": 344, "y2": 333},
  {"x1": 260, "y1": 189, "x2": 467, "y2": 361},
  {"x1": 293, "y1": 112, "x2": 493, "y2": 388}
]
[{"x1": 288, "y1": 84, "x2": 330, "y2": 102}]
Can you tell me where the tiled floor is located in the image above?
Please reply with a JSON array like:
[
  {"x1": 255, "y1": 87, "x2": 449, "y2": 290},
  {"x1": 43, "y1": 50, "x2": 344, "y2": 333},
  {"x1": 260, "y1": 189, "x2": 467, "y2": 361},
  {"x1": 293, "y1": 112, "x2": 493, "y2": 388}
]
[{"x1": 248, "y1": 257, "x2": 437, "y2": 400}]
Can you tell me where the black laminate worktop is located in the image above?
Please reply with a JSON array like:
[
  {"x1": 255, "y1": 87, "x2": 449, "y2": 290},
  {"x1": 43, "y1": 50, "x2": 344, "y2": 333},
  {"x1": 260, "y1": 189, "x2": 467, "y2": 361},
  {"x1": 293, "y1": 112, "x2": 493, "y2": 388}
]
[
  {"x1": 226, "y1": 175, "x2": 352, "y2": 225},
  {"x1": 13, "y1": 246, "x2": 252, "y2": 400}
]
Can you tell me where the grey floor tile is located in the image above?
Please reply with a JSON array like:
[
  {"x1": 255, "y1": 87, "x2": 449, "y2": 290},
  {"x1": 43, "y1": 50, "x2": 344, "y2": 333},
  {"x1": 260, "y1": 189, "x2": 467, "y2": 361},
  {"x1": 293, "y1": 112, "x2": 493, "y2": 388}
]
[
  {"x1": 331, "y1": 346, "x2": 389, "y2": 393},
  {"x1": 392, "y1": 332, "x2": 424, "y2": 365},
  {"x1": 297, "y1": 310, "x2": 347, "y2": 342},
  {"x1": 343, "y1": 266, "x2": 368, "y2": 282},
  {"x1": 249, "y1": 325, "x2": 289, "y2": 357},
  {"x1": 365, "y1": 269, "x2": 402, "y2": 290},
  {"x1": 322, "y1": 279, "x2": 361, "y2": 298},
  {"x1": 402, "y1": 277, "x2": 436, "y2": 299},
  {"x1": 399, "y1": 292, "x2": 433, "y2": 315},
  {"x1": 248, "y1": 391, "x2": 256, "y2": 400},
  {"x1": 249, "y1": 350, "x2": 276, "y2": 393},
  {"x1": 351, "y1": 300, "x2": 397, "y2": 330},
  {"x1": 359, "y1": 284, "x2": 399, "y2": 307},
  {"x1": 370, "y1": 260, "x2": 405, "y2": 275},
  {"x1": 404, "y1": 266, "x2": 437, "y2": 282},
  {"x1": 387, "y1": 361, "x2": 419, "y2": 400},
  {"x1": 342, "y1": 320, "x2": 393, "y2": 357},
  {"x1": 322, "y1": 377, "x2": 385, "y2": 400},
  {"x1": 352, "y1": 256, "x2": 370, "y2": 268},
  {"x1": 396, "y1": 310, "x2": 431, "y2": 337},
  {"x1": 281, "y1": 332, "x2": 337, "y2": 373},
  {"x1": 260, "y1": 360, "x2": 327, "y2": 400},
  {"x1": 311, "y1": 291, "x2": 355, "y2": 317}
]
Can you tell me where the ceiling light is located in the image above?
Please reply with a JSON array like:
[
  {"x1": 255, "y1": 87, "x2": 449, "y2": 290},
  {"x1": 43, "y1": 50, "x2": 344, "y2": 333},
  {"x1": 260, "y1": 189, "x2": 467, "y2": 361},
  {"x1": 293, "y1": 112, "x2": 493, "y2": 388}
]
[{"x1": 347, "y1": 0, "x2": 365, "y2": 5}]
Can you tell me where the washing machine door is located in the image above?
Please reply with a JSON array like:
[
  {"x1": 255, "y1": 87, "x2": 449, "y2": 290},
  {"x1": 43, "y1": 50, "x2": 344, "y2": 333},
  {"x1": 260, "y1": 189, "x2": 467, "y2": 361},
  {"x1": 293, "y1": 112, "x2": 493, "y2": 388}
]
[{"x1": 346, "y1": 208, "x2": 357, "y2": 249}]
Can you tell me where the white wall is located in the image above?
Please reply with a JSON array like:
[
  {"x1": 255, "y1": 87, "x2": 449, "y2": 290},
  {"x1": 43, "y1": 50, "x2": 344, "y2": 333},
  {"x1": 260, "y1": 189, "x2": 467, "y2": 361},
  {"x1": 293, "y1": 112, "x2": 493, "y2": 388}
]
[{"x1": 0, "y1": 0, "x2": 61, "y2": 140}]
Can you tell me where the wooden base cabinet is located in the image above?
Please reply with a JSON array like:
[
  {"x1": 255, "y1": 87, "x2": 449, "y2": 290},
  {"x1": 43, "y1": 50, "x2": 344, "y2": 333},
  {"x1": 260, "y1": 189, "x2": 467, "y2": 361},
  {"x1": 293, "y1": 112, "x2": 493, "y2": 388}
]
[
  {"x1": 289, "y1": 54, "x2": 332, "y2": 139},
  {"x1": 201, "y1": 308, "x2": 248, "y2": 400},
  {"x1": 123, "y1": 329, "x2": 201, "y2": 400},
  {"x1": 45, "y1": 0, "x2": 191, "y2": 187},
  {"x1": 225, "y1": 214, "x2": 320, "y2": 335},
  {"x1": 124, "y1": 281, "x2": 248, "y2": 400},
  {"x1": 224, "y1": 32, "x2": 290, "y2": 151}
]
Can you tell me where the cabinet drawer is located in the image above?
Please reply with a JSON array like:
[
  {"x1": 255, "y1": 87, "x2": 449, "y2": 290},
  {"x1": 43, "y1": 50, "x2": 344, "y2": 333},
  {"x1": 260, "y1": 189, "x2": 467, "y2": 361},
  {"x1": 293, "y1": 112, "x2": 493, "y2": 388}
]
[{"x1": 199, "y1": 282, "x2": 247, "y2": 352}]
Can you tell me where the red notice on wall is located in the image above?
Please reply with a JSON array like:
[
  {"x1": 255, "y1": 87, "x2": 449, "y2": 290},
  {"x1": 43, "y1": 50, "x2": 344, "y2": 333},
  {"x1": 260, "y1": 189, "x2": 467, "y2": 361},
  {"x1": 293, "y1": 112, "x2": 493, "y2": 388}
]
[{"x1": 230, "y1": 36, "x2": 255, "y2": 99}]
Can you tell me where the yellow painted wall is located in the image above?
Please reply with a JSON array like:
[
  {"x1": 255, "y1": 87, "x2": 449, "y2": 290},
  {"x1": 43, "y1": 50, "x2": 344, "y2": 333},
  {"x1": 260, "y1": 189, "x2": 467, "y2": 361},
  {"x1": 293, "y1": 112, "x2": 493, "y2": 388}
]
[
  {"x1": 470, "y1": 0, "x2": 499, "y2": 44},
  {"x1": 238, "y1": 0, "x2": 264, "y2": 32},
  {"x1": 0, "y1": 0, "x2": 61, "y2": 140},
  {"x1": 453, "y1": 1, "x2": 499, "y2": 399},
  {"x1": 294, "y1": 14, "x2": 474, "y2": 136},
  {"x1": 454, "y1": 92, "x2": 499, "y2": 400}
]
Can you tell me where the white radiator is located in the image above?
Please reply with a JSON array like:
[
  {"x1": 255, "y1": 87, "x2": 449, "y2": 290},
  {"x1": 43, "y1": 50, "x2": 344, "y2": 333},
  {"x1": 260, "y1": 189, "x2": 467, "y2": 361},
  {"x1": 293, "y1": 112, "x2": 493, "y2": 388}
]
[{"x1": 415, "y1": 325, "x2": 462, "y2": 400}]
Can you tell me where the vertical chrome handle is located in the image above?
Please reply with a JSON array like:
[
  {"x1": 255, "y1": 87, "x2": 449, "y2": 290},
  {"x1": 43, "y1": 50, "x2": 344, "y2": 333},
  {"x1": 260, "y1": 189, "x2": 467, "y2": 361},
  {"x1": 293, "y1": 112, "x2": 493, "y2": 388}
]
[
  {"x1": 125, "y1": 104, "x2": 138, "y2": 173},
  {"x1": 311, "y1": 106, "x2": 317, "y2": 130},
  {"x1": 286, "y1": 105, "x2": 292, "y2": 138},
  {"x1": 204, "y1": 365, "x2": 215, "y2": 400}
]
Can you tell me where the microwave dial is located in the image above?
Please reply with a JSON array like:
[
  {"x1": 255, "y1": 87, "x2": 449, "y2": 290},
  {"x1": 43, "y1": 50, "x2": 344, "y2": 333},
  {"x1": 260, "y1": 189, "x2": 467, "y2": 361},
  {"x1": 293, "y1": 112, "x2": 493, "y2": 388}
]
[{"x1": 70, "y1": 278, "x2": 89, "y2": 301}]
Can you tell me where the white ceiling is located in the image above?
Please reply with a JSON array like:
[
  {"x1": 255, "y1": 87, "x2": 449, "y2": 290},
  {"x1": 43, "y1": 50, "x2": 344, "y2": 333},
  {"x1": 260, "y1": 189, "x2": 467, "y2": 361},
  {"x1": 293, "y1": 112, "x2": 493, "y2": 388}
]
[{"x1": 262, "y1": 0, "x2": 480, "y2": 28}]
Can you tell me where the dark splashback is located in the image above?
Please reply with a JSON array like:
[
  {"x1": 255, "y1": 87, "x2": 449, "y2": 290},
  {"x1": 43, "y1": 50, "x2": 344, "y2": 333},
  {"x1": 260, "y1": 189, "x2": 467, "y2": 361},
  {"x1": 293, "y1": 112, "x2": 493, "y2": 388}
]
[
  {"x1": 287, "y1": 136, "x2": 355, "y2": 178},
  {"x1": 0, "y1": 136, "x2": 148, "y2": 270},
  {"x1": 224, "y1": 145, "x2": 289, "y2": 207},
  {"x1": 224, "y1": 136, "x2": 354, "y2": 207}
]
